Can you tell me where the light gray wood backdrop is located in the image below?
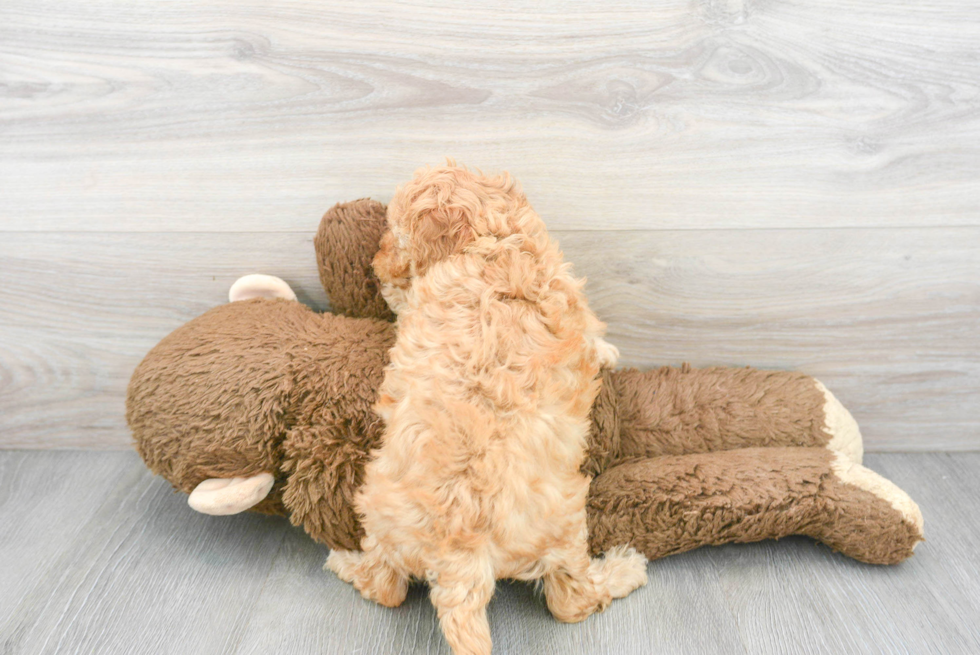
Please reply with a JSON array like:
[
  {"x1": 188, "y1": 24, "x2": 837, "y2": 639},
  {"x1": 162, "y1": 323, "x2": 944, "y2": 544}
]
[{"x1": 1, "y1": 0, "x2": 978, "y2": 449}]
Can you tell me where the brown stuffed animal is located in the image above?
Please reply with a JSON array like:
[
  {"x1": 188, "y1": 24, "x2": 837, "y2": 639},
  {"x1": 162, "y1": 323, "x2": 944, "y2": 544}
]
[{"x1": 127, "y1": 199, "x2": 923, "y2": 566}]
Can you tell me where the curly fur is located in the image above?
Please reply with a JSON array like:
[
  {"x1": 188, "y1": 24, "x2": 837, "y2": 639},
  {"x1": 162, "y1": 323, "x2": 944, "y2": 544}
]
[{"x1": 326, "y1": 164, "x2": 646, "y2": 654}]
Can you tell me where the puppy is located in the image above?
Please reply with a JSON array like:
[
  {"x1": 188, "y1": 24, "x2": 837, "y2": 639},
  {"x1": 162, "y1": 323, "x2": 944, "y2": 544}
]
[{"x1": 327, "y1": 164, "x2": 646, "y2": 655}]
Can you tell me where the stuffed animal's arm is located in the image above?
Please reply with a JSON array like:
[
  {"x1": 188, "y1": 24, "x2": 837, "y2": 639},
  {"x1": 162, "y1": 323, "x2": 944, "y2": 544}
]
[
  {"x1": 315, "y1": 199, "x2": 395, "y2": 321},
  {"x1": 279, "y1": 422, "x2": 375, "y2": 552},
  {"x1": 603, "y1": 365, "x2": 863, "y2": 466},
  {"x1": 587, "y1": 447, "x2": 923, "y2": 565}
]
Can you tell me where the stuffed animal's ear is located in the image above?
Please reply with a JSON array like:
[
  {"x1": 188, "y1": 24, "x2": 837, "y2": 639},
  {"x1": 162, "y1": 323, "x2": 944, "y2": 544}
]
[
  {"x1": 228, "y1": 274, "x2": 297, "y2": 302},
  {"x1": 187, "y1": 473, "x2": 275, "y2": 515},
  {"x1": 315, "y1": 199, "x2": 395, "y2": 321}
]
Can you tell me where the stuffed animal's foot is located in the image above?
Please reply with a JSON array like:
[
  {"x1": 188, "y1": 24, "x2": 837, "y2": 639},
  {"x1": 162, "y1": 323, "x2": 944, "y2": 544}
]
[
  {"x1": 325, "y1": 548, "x2": 409, "y2": 608},
  {"x1": 810, "y1": 451, "x2": 925, "y2": 563},
  {"x1": 816, "y1": 380, "x2": 863, "y2": 464},
  {"x1": 591, "y1": 545, "x2": 648, "y2": 599},
  {"x1": 593, "y1": 337, "x2": 620, "y2": 370},
  {"x1": 228, "y1": 274, "x2": 297, "y2": 302},
  {"x1": 187, "y1": 473, "x2": 275, "y2": 515},
  {"x1": 830, "y1": 452, "x2": 924, "y2": 544}
]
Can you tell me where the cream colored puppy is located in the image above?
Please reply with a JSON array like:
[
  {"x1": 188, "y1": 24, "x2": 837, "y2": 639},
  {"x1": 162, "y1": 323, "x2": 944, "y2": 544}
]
[{"x1": 327, "y1": 164, "x2": 646, "y2": 655}]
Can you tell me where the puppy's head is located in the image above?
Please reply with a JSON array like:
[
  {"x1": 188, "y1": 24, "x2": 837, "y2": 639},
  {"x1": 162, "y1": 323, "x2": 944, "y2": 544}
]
[{"x1": 373, "y1": 162, "x2": 535, "y2": 282}]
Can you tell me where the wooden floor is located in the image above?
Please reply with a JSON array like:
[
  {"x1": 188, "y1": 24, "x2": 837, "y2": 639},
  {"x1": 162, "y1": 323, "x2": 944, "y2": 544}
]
[
  {"x1": 2, "y1": 2, "x2": 978, "y2": 650},
  {"x1": 2, "y1": 0, "x2": 980, "y2": 451},
  {"x1": 0, "y1": 450, "x2": 976, "y2": 655}
]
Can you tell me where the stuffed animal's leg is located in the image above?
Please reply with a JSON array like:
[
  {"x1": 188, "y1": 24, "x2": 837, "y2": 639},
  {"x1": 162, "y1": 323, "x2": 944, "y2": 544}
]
[
  {"x1": 187, "y1": 473, "x2": 275, "y2": 515},
  {"x1": 607, "y1": 365, "x2": 863, "y2": 465},
  {"x1": 228, "y1": 274, "x2": 297, "y2": 302},
  {"x1": 587, "y1": 447, "x2": 923, "y2": 565}
]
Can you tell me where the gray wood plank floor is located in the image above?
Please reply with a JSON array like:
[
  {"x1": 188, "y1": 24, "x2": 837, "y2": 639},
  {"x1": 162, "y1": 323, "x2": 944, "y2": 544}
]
[{"x1": 1, "y1": 450, "x2": 977, "y2": 655}]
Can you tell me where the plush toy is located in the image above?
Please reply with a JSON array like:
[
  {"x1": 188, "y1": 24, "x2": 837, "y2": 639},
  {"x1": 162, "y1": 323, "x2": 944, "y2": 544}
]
[{"x1": 127, "y1": 199, "x2": 923, "y2": 566}]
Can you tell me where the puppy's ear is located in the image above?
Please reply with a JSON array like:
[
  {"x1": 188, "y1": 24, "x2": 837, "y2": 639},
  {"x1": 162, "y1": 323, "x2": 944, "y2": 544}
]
[
  {"x1": 407, "y1": 203, "x2": 476, "y2": 273},
  {"x1": 393, "y1": 166, "x2": 484, "y2": 274}
]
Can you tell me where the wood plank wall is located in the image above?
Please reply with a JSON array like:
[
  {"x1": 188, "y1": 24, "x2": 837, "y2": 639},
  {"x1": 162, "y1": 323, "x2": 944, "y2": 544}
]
[{"x1": 2, "y1": 0, "x2": 978, "y2": 449}]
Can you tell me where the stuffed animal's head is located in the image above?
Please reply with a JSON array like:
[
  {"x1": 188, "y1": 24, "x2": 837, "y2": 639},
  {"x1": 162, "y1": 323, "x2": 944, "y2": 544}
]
[{"x1": 315, "y1": 198, "x2": 395, "y2": 321}]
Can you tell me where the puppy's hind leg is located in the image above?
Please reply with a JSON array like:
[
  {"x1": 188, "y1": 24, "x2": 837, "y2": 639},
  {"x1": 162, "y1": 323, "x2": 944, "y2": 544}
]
[
  {"x1": 428, "y1": 560, "x2": 495, "y2": 655},
  {"x1": 325, "y1": 542, "x2": 409, "y2": 608},
  {"x1": 543, "y1": 523, "x2": 646, "y2": 623},
  {"x1": 543, "y1": 543, "x2": 611, "y2": 623}
]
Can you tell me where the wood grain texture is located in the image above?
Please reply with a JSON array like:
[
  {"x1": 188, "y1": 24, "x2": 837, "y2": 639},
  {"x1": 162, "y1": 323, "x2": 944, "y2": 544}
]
[
  {"x1": 2, "y1": 228, "x2": 977, "y2": 449},
  {"x1": 1, "y1": 0, "x2": 979, "y2": 231},
  {"x1": 1, "y1": 0, "x2": 978, "y2": 451},
  {"x1": 1, "y1": 450, "x2": 977, "y2": 654}
]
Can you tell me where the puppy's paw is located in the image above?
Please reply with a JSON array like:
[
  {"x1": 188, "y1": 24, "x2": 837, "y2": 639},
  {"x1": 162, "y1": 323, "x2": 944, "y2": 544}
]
[
  {"x1": 546, "y1": 588, "x2": 610, "y2": 623},
  {"x1": 325, "y1": 549, "x2": 361, "y2": 584},
  {"x1": 544, "y1": 570, "x2": 611, "y2": 623},
  {"x1": 593, "y1": 545, "x2": 648, "y2": 599},
  {"x1": 326, "y1": 549, "x2": 409, "y2": 608},
  {"x1": 593, "y1": 337, "x2": 620, "y2": 370},
  {"x1": 380, "y1": 281, "x2": 411, "y2": 316}
]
